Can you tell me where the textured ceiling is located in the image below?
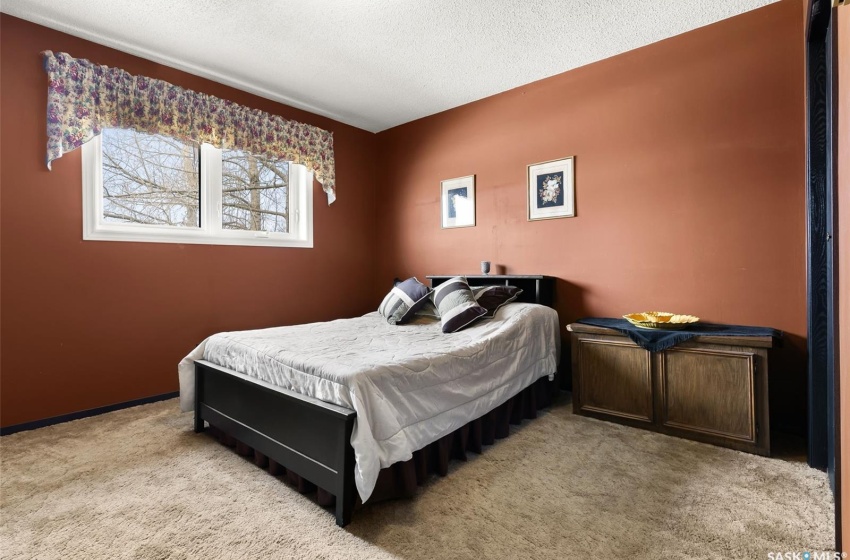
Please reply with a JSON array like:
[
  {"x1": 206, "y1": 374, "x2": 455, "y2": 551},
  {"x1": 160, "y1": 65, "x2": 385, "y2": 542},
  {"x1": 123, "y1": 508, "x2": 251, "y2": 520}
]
[{"x1": 2, "y1": 0, "x2": 776, "y2": 132}]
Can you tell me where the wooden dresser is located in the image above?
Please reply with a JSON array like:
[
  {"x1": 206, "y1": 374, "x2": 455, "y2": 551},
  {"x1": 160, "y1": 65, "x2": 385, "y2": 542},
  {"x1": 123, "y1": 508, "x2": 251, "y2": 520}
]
[{"x1": 567, "y1": 322, "x2": 776, "y2": 456}]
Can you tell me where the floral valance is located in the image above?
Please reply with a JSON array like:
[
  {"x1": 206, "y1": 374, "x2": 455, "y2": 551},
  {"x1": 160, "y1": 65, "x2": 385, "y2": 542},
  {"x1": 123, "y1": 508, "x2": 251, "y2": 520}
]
[{"x1": 43, "y1": 51, "x2": 336, "y2": 204}]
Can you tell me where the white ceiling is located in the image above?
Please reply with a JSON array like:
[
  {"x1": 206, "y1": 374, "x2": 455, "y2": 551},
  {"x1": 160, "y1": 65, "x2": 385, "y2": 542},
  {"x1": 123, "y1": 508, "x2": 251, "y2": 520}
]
[{"x1": 2, "y1": 0, "x2": 776, "y2": 132}]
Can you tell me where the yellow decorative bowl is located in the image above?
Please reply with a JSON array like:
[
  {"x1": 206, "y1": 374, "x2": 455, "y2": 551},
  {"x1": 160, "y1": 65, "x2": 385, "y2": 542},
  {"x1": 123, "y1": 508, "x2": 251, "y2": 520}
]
[{"x1": 623, "y1": 312, "x2": 700, "y2": 330}]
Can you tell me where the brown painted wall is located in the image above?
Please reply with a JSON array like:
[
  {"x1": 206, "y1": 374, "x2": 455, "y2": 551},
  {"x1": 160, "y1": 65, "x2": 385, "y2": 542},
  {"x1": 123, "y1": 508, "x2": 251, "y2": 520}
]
[
  {"x1": 838, "y1": 4, "x2": 850, "y2": 551},
  {"x1": 0, "y1": 15, "x2": 379, "y2": 427},
  {"x1": 1, "y1": 2, "x2": 811, "y2": 432},
  {"x1": 375, "y1": 1, "x2": 808, "y2": 431}
]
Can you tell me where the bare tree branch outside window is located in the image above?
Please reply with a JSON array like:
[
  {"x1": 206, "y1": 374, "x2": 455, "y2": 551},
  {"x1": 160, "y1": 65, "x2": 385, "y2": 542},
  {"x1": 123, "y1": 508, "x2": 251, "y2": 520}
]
[
  {"x1": 222, "y1": 149, "x2": 288, "y2": 233},
  {"x1": 101, "y1": 128, "x2": 288, "y2": 233},
  {"x1": 102, "y1": 128, "x2": 200, "y2": 227}
]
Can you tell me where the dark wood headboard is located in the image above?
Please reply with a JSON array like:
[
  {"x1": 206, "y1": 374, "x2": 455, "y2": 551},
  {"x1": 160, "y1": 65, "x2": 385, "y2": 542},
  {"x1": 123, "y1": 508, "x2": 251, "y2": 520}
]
[{"x1": 426, "y1": 275, "x2": 555, "y2": 308}]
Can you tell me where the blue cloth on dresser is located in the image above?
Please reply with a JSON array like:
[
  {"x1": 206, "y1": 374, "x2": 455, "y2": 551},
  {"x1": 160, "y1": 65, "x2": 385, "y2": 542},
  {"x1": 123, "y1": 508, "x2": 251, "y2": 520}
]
[{"x1": 575, "y1": 318, "x2": 782, "y2": 352}]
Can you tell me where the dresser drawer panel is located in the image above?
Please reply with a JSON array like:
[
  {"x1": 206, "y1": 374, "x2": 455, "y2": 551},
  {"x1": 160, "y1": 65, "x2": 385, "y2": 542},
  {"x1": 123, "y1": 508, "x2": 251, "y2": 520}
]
[
  {"x1": 576, "y1": 338, "x2": 653, "y2": 422},
  {"x1": 659, "y1": 348, "x2": 755, "y2": 442}
]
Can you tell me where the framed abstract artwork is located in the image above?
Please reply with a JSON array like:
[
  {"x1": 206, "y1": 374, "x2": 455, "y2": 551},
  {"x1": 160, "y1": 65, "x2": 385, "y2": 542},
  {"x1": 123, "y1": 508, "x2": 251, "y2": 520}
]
[
  {"x1": 527, "y1": 156, "x2": 575, "y2": 221},
  {"x1": 441, "y1": 175, "x2": 476, "y2": 229}
]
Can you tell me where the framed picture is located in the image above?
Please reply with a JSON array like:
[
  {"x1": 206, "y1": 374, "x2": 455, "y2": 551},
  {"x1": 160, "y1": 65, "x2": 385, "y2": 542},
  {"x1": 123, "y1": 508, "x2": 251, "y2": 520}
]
[
  {"x1": 527, "y1": 156, "x2": 575, "y2": 221},
  {"x1": 441, "y1": 175, "x2": 476, "y2": 228}
]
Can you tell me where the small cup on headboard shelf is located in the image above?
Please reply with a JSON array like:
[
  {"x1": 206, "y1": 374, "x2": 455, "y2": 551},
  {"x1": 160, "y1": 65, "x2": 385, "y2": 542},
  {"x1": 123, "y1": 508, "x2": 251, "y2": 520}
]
[{"x1": 480, "y1": 261, "x2": 491, "y2": 275}]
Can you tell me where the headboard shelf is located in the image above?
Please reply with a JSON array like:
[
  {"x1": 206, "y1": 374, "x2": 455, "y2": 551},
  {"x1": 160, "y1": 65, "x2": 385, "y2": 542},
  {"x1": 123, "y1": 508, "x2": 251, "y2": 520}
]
[{"x1": 426, "y1": 275, "x2": 555, "y2": 307}]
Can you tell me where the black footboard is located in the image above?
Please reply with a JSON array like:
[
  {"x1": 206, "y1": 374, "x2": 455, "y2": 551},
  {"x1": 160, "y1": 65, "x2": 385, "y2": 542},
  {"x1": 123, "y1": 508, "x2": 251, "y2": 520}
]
[{"x1": 193, "y1": 360, "x2": 357, "y2": 526}]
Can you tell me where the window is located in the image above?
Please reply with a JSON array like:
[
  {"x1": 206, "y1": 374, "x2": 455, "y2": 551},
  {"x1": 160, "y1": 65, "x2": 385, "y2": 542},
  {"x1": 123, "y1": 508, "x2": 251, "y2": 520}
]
[
  {"x1": 221, "y1": 149, "x2": 289, "y2": 233},
  {"x1": 82, "y1": 128, "x2": 313, "y2": 247},
  {"x1": 101, "y1": 128, "x2": 201, "y2": 228}
]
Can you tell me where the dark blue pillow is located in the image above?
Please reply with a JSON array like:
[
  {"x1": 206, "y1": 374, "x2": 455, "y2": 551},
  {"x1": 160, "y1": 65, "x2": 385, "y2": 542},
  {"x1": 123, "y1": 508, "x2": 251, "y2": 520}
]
[
  {"x1": 471, "y1": 285, "x2": 523, "y2": 318},
  {"x1": 378, "y1": 277, "x2": 432, "y2": 325}
]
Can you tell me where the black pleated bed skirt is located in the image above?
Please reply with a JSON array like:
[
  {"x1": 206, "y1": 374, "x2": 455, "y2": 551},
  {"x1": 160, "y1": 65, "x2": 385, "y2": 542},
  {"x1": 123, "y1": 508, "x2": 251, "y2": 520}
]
[{"x1": 207, "y1": 373, "x2": 559, "y2": 509}]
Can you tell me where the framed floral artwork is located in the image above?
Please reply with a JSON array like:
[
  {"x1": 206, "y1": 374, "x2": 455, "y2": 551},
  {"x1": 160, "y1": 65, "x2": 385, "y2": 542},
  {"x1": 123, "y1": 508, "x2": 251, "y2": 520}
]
[
  {"x1": 441, "y1": 175, "x2": 476, "y2": 228},
  {"x1": 527, "y1": 156, "x2": 575, "y2": 221}
]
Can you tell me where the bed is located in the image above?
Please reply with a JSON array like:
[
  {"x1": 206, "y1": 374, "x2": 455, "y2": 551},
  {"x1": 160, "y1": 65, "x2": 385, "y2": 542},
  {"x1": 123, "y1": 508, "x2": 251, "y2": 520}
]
[{"x1": 178, "y1": 275, "x2": 559, "y2": 526}]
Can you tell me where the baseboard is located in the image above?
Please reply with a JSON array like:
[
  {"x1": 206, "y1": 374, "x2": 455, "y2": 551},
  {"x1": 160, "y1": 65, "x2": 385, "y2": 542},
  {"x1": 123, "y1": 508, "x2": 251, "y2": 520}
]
[{"x1": 0, "y1": 391, "x2": 180, "y2": 436}]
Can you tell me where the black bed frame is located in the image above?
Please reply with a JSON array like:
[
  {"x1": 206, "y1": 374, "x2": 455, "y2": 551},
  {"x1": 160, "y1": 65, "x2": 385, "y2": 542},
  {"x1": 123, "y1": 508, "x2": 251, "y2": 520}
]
[
  {"x1": 193, "y1": 275, "x2": 555, "y2": 527},
  {"x1": 194, "y1": 361, "x2": 357, "y2": 526}
]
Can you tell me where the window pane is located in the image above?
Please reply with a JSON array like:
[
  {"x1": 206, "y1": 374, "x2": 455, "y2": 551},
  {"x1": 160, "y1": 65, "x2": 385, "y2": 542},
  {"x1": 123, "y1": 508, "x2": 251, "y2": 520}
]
[
  {"x1": 101, "y1": 128, "x2": 200, "y2": 227},
  {"x1": 221, "y1": 149, "x2": 288, "y2": 233}
]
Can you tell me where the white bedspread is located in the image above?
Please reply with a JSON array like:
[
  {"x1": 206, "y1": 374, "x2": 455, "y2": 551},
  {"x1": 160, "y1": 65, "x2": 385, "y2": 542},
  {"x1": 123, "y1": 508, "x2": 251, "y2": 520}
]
[{"x1": 178, "y1": 303, "x2": 559, "y2": 502}]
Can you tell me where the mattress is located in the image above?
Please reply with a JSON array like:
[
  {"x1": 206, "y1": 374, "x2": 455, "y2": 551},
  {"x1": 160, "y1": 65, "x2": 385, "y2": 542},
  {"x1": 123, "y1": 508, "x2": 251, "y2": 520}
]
[{"x1": 178, "y1": 303, "x2": 560, "y2": 501}]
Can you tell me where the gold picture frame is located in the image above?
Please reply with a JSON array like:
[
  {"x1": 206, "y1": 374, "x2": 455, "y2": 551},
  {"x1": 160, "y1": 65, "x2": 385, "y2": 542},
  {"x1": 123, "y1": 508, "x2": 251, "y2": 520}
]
[
  {"x1": 527, "y1": 156, "x2": 575, "y2": 221},
  {"x1": 441, "y1": 175, "x2": 476, "y2": 229}
]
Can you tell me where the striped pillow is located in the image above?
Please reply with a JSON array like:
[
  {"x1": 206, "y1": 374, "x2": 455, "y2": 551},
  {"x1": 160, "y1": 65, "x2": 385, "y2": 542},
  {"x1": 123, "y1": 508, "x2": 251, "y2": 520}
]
[
  {"x1": 378, "y1": 277, "x2": 432, "y2": 325},
  {"x1": 471, "y1": 285, "x2": 523, "y2": 318},
  {"x1": 432, "y1": 276, "x2": 487, "y2": 333}
]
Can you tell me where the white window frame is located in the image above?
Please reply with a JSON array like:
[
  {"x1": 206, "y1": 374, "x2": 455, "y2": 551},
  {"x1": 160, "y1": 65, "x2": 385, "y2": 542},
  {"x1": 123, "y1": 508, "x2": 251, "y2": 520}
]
[{"x1": 81, "y1": 134, "x2": 313, "y2": 248}]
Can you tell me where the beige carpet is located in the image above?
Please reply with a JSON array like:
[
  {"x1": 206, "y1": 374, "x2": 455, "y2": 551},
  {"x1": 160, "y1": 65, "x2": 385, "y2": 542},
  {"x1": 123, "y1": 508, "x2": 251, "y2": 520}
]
[{"x1": 0, "y1": 397, "x2": 833, "y2": 560}]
